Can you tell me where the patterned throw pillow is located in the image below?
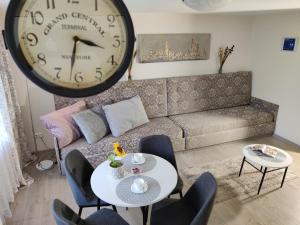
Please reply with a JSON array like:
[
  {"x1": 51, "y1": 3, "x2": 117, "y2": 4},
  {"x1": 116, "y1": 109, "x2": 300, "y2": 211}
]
[{"x1": 40, "y1": 101, "x2": 86, "y2": 148}]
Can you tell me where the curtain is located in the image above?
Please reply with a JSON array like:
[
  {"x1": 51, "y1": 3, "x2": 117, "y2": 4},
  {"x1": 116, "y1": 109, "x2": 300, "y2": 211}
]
[{"x1": 0, "y1": 33, "x2": 34, "y2": 221}]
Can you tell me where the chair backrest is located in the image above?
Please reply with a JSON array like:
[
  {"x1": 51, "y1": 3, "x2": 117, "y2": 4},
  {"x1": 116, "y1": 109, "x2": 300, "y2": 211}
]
[
  {"x1": 52, "y1": 199, "x2": 82, "y2": 225},
  {"x1": 64, "y1": 150, "x2": 94, "y2": 205},
  {"x1": 184, "y1": 172, "x2": 217, "y2": 225},
  {"x1": 139, "y1": 135, "x2": 178, "y2": 170}
]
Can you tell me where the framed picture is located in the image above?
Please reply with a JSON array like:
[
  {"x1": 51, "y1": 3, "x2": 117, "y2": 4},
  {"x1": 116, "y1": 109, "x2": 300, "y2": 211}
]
[
  {"x1": 282, "y1": 37, "x2": 298, "y2": 52},
  {"x1": 137, "y1": 33, "x2": 211, "y2": 63}
]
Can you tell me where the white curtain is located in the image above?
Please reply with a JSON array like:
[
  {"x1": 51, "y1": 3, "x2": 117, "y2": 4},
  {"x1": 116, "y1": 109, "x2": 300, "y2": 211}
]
[
  {"x1": 0, "y1": 101, "x2": 26, "y2": 220},
  {"x1": 0, "y1": 30, "x2": 33, "y2": 223}
]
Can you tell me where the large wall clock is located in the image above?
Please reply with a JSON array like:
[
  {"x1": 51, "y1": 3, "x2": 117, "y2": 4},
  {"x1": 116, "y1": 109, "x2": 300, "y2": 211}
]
[{"x1": 4, "y1": 0, "x2": 135, "y2": 97}]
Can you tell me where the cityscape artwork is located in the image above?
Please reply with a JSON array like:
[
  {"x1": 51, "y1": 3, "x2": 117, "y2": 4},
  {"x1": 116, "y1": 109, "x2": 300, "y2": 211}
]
[{"x1": 138, "y1": 33, "x2": 211, "y2": 63}]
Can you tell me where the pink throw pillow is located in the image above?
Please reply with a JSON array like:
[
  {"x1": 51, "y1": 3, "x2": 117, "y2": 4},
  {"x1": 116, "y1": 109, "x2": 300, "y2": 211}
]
[{"x1": 40, "y1": 101, "x2": 86, "y2": 148}]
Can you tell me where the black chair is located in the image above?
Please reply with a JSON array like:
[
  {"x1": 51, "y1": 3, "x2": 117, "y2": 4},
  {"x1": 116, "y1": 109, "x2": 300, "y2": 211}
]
[
  {"x1": 139, "y1": 135, "x2": 184, "y2": 198},
  {"x1": 64, "y1": 150, "x2": 116, "y2": 217},
  {"x1": 52, "y1": 199, "x2": 129, "y2": 225},
  {"x1": 150, "y1": 172, "x2": 217, "y2": 225}
]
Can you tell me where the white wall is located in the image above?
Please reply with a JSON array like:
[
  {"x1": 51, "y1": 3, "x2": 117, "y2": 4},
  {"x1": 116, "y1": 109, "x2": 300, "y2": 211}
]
[
  {"x1": 124, "y1": 0, "x2": 300, "y2": 14},
  {"x1": 131, "y1": 13, "x2": 252, "y2": 80},
  {"x1": 6, "y1": 13, "x2": 252, "y2": 151},
  {"x1": 7, "y1": 58, "x2": 37, "y2": 153},
  {"x1": 4, "y1": 10, "x2": 300, "y2": 149},
  {"x1": 250, "y1": 12, "x2": 300, "y2": 145}
]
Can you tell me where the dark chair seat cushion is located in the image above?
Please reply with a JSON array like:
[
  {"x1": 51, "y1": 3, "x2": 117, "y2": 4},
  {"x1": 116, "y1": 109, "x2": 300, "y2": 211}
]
[
  {"x1": 171, "y1": 175, "x2": 183, "y2": 195},
  {"x1": 151, "y1": 199, "x2": 196, "y2": 225},
  {"x1": 150, "y1": 173, "x2": 217, "y2": 225},
  {"x1": 64, "y1": 150, "x2": 111, "y2": 208},
  {"x1": 85, "y1": 208, "x2": 129, "y2": 225},
  {"x1": 79, "y1": 195, "x2": 110, "y2": 208},
  {"x1": 139, "y1": 135, "x2": 184, "y2": 197}
]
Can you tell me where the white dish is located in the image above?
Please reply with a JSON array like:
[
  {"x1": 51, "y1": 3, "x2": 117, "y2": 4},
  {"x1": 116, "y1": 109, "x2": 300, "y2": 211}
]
[
  {"x1": 131, "y1": 157, "x2": 146, "y2": 165},
  {"x1": 131, "y1": 183, "x2": 148, "y2": 194}
]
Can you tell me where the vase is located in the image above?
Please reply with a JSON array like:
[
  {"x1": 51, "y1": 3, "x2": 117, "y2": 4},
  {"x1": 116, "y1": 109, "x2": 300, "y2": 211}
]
[
  {"x1": 110, "y1": 161, "x2": 124, "y2": 179},
  {"x1": 218, "y1": 66, "x2": 223, "y2": 74}
]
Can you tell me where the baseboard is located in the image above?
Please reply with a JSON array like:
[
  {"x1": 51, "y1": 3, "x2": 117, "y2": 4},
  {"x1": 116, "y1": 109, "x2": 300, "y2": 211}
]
[{"x1": 273, "y1": 134, "x2": 300, "y2": 149}]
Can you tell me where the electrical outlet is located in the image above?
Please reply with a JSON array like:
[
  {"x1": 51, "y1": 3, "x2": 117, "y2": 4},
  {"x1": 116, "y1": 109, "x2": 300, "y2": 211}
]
[{"x1": 35, "y1": 132, "x2": 43, "y2": 138}]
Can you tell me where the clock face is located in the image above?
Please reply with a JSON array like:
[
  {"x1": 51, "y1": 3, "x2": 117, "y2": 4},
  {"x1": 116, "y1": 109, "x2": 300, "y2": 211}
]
[{"x1": 5, "y1": 0, "x2": 135, "y2": 97}]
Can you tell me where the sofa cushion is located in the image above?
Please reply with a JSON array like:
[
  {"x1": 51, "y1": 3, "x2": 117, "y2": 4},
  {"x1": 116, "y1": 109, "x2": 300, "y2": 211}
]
[
  {"x1": 40, "y1": 101, "x2": 86, "y2": 148},
  {"x1": 72, "y1": 109, "x2": 108, "y2": 144},
  {"x1": 102, "y1": 96, "x2": 149, "y2": 137},
  {"x1": 60, "y1": 117, "x2": 184, "y2": 164},
  {"x1": 186, "y1": 123, "x2": 276, "y2": 149},
  {"x1": 167, "y1": 71, "x2": 252, "y2": 115},
  {"x1": 54, "y1": 79, "x2": 167, "y2": 119},
  {"x1": 169, "y1": 106, "x2": 274, "y2": 137}
]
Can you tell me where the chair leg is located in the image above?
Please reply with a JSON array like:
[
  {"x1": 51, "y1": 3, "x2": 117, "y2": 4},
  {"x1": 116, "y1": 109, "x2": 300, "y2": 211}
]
[
  {"x1": 112, "y1": 205, "x2": 117, "y2": 212},
  {"x1": 145, "y1": 206, "x2": 149, "y2": 222},
  {"x1": 78, "y1": 207, "x2": 83, "y2": 217},
  {"x1": 179, "y1": 191, "x2": 183, "y2": 199},
  {"x1": 76, "y1": 207, "x2": 82, "y2": 225},
  {"x1": 141, "y1": 206, "x2": 149, "y2": 225},
  {"x1": 97, "y1": 199, "x2": 100, "y2": 210}
]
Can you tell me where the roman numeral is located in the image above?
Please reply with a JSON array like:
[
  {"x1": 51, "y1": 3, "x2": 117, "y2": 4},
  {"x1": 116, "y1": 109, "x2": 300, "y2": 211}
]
[
  {"x1": 46, "y1": 0, "x2": 55, "y2": 9},
  {"x1": 68, "y1": 0, "x2": 79, "y2": 4}
]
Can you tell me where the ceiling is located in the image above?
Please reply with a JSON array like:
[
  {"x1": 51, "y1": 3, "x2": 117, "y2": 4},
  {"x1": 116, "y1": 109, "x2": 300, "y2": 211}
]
[{"x1": 123, "y1": 0, "x2": 300, "y2": 14}]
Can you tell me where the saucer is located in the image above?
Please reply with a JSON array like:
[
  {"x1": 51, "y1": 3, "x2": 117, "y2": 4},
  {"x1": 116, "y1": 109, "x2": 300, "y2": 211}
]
[
  {"x1": 131, "y1": 156, "x2": 146, "y2": 165},
  {"x1": 131, "y1": 183, "x2": 148, "y2": 194}
]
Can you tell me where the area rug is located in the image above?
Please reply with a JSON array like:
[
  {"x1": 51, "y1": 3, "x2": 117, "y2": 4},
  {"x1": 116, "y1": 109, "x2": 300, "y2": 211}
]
[{"x1": 179, "y1": 156, "x2": 298, "y2": 203}]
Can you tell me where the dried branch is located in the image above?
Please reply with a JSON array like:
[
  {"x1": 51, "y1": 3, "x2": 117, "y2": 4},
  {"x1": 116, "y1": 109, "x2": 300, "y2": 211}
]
[{"x1": 218, "y1": 45, "x2": 235, "y2": 74}]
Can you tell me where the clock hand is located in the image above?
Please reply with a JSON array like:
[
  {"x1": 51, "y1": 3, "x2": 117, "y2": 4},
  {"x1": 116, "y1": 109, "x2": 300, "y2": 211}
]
[
  {"x1": 70, "y1": 36, "x2": 79, "y2": 80},
  {"x1": 78, "y1": 38, "x2": 104, "y2": 49}
]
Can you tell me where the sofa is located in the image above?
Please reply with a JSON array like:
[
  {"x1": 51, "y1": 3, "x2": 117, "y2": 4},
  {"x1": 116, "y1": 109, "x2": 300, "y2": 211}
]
[{"x1": 53, "y1": 71, "x2": 279, "y2": 174}]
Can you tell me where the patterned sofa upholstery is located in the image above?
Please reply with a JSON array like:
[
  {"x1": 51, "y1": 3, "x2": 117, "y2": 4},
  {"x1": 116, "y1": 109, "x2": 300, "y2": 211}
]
[
  {"x1": 60, "y1": 117, "x2": 184, "y2": 167},
  {"x1": 53, "y1": 71, "x2": 279, "y2": 174},
  {"x1": 167, "y1": 72, "x2": 252, "y2": 115},
  {"x1": 169, "y1": 105, "x2": 275, "y2": 149},
  {"x1": 166, "y1": 72, "x2": 278, "y2": 149},
  {"x1": 54, "y1": 79, "x2": 185, "y2": 173}
]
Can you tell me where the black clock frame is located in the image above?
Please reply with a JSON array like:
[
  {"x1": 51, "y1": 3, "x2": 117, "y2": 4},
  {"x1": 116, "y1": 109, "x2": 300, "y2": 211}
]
[{"x1": 4, "y1": 0, "x2": 135, "y2": 98}]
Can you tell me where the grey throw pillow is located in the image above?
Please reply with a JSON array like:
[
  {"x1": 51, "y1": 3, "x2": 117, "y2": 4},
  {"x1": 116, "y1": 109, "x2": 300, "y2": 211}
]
[
  {"x1": 72, "y1": 109, "x2": 108, "y2": 144},
  {"x1": 90, "y1": 105, "x2": 111, "y2": 133},
  {"x1": 102, "y1": 95, "x2": 149, "y2": 137}
]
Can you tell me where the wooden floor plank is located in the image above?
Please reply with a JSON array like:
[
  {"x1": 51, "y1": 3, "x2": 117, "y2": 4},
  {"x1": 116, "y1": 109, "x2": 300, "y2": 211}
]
[{"x1": 5, "y1": 136, "x2": 300, "y2": 225}]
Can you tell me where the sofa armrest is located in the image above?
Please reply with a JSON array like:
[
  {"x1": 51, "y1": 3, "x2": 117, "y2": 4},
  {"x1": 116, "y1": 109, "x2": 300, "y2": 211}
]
[{"x1": 250, "y1": 97, "x2": 279, "y2": 122}]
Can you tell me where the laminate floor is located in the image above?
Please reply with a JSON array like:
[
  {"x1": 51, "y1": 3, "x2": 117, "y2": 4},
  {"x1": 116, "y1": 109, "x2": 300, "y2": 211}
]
[{"x1": 6, "y1": 136, "x2": 300, "y2": 225}]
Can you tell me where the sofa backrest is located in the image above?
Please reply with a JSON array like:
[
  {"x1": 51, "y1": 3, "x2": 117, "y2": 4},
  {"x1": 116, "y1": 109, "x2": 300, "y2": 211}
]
[
  {"x1": 167, "y1": 71, "x2": 252, "y2": 116},
  {"x1": 54, "y1": 79, "x2": 168, "y2": 119},
  {"x1": 54, "y1": 72, "x2": 252, "y2": 118}
]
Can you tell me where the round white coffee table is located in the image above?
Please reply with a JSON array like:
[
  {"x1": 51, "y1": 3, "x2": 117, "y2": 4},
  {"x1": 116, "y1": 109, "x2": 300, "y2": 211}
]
[
  {"x1": 239, "y1": 144, "x2": 293, "y2": 194},
  {"x1": 91, "y1": 153, "x2": 178, "y2": 225}
]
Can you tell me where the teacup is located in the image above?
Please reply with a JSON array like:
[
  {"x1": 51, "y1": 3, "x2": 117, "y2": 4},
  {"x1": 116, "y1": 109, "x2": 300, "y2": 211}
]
[
  {"x1": 133, "y1": 153, "x2": 144, "y2": 163},
  {"x1": 132, "y1": 178, "x2": 147, "y2": 192}
]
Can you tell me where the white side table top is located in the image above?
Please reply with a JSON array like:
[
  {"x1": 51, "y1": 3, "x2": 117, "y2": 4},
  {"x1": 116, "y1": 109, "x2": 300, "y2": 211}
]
[
  {"x1": 243, "y1": 144, "x2": 293, "y2": 168},
  {"x1": 91, "y1": 153, "x2": 178, "y2": 208}
]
